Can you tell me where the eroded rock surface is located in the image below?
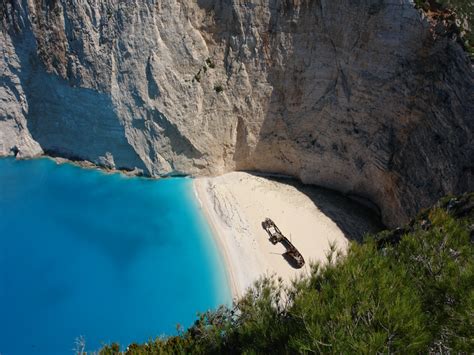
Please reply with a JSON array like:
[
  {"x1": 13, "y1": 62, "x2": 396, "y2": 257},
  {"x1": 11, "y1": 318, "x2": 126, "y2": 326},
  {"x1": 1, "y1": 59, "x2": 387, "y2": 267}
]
[{"x1": 1, "y1": 0, "x2": 473, "y2": 226}]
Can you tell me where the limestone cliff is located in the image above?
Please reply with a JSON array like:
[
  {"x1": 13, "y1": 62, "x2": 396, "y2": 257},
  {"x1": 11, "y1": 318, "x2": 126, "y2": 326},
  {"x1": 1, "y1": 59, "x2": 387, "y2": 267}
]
[{"x1": 1, "y1": 0, "x2": 473, "y2": 227}]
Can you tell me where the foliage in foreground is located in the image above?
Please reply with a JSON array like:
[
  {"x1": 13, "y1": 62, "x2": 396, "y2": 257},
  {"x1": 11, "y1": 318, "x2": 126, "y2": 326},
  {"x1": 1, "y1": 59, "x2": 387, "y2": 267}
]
[{"x1": 101, "y1": 193, "x2": 474, "y2": 354}]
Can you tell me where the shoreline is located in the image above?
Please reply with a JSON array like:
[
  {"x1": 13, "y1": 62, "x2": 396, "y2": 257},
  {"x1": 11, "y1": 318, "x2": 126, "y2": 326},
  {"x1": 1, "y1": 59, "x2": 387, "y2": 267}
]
[
  {"x1": 4, "y1": 154, "x2": 146, "y2": 178},
  {"x1": 193, "y1": 172, "x2": 382, "y2": 302},
  {"x1": 4, "y1": 155, "x2": 381, "y2": 301},
  {"x1": 4, "y1": 155, "x2": 382, "y2": 302},
  {"x1": 193, "y1": 179, "x2": 242, "y2": 300}
]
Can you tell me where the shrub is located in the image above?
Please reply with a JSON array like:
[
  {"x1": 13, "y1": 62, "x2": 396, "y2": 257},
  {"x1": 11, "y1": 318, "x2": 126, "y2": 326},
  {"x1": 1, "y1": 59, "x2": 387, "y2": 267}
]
[
  {"x1": 206, "y1": 58, "x2": 216, "y2": 69},
  {"x1": 100, "y1": 193, "x2": 474, "y2": 354},
  {"x1": 415, "y1": 0, "x2": 473, "y2": 58}
]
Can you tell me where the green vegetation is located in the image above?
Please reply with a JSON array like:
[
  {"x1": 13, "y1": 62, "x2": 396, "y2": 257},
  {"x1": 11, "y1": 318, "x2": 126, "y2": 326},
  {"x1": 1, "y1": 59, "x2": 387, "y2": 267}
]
[
  {"x1": 193, "y1": 70, "x2": 201, "y2": 83},
  {"x1": 101, "y1": 193, "x2": 474, "y2": 354},
  {"x1": 206, "y1": 58, "x2": 216, "y2": 69},
  {"x1": 415, "y1": 0, "x2": 474, "y2": 58},
  {"x1": 192, "y1": 58, "x2": 217, "y2": 84},
  {"x1": 214, "y1": 84, "x2": 224, "y2": 93}
]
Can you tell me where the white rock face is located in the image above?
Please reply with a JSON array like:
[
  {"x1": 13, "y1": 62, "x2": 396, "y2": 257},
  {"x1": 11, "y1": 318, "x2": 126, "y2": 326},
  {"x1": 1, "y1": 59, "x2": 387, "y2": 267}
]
[{"x1": 0, "y1": 0, "x2": 473, "y2": 226}]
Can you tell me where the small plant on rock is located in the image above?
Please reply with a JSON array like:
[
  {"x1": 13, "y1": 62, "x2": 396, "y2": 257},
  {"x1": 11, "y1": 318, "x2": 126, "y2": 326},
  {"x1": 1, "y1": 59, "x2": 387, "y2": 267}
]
[{"x1": 206, "y1": 57, "x2": 216, "y2": 68}]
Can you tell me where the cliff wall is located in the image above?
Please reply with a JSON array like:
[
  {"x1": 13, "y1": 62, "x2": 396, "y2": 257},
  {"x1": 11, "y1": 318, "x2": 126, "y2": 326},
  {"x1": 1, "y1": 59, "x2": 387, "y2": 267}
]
[{"x1": 1, "y1": 0, "x2": 473, "y2": 226}]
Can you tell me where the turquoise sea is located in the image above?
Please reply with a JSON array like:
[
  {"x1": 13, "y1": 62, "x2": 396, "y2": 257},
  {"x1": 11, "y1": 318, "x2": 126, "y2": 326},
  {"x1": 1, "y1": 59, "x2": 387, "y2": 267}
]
[{"x1": 0, "y1": 158, "x2": 231, "y2": 354}]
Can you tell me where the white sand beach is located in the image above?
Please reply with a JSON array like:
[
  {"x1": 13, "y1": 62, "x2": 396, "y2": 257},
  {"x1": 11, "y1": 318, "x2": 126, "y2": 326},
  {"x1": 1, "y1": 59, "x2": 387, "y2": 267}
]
[{"x1": 194, "y1": 172, "x2": 381, "y2": 300}]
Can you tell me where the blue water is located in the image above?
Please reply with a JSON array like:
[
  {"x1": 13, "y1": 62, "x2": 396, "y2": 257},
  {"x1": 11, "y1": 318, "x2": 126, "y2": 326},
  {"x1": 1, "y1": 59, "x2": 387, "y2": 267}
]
[{"x1": 0, "y1": 158, "x2": 231, "y2": 354}]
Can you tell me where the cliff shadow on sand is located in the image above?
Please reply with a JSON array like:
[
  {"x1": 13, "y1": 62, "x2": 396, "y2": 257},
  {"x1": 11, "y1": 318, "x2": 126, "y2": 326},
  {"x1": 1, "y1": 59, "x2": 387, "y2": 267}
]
[{"x1": 247, "y1": 172, "x2": 384, "y2": 243}]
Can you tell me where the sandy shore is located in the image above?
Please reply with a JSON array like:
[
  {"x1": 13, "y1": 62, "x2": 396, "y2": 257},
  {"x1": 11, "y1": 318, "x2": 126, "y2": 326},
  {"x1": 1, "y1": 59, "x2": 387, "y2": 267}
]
[{"x1": 194, "y1": 172, "x2": 381, "y2": 300}]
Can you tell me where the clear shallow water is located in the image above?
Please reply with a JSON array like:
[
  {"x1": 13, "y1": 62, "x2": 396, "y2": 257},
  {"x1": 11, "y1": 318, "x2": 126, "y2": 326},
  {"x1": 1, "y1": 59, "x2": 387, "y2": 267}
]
[{"x1": 0, "y1": 158, "x2": 230, "y2": 354}]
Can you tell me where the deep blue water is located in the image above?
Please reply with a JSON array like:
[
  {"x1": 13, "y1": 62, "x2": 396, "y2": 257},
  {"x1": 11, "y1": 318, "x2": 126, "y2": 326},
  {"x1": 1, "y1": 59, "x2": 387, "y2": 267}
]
[{"x1": 0, "y1": 158, "x2": 230, "y2": 354}]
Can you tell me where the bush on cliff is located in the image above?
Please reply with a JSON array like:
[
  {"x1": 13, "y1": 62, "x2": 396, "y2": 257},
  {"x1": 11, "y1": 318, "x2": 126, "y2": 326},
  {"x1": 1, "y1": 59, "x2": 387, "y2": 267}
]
[
  {"x1": 100, "y1": 193, "x2": 474, "y2": 354},
  {"x1": 415, "y1": 0, "x2": 474, "y2": 57}
]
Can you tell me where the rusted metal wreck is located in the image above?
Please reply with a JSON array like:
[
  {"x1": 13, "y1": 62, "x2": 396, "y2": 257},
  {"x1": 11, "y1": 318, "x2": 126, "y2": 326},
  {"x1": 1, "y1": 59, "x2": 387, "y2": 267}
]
[{"x1": 261, "y1": 218, "x2": 305, "y2": 269}]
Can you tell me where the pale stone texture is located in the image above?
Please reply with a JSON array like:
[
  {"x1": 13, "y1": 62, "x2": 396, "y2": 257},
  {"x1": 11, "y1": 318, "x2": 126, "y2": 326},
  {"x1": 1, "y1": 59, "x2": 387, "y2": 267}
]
[{"x1": 0, "y1": 0, "x2": 473, "y2": 226}]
